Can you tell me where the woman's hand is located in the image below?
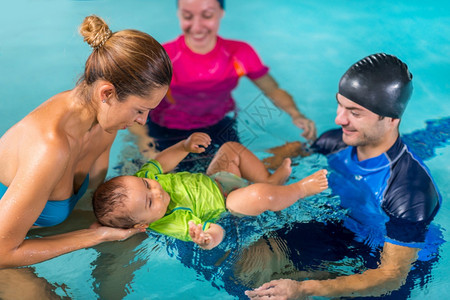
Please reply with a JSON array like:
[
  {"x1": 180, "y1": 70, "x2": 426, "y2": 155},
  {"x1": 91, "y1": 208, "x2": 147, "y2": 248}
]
[
  {"x1": 292, "y1": 116, "x2": 317, "y2": 141},
  {"x1": 183, "y1": 132, "x2": 212, "y2": 153},
  {"x1": 90, "y1": 222, "x2": 145, "y2": 242}
]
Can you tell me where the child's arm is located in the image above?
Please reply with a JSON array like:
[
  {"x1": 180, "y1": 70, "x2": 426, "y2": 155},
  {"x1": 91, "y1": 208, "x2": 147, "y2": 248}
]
[
  {"x1": 188, "y1": 221, "x2": 224, "y2": 250},
  {"x1": 155, "y1": 132, "x2": 211, "y2": 172}
]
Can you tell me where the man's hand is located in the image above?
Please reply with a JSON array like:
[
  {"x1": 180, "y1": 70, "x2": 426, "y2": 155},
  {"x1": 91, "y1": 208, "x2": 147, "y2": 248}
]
[{"x1": 245, "y1": 278, "x2": 308, "y2": 300}]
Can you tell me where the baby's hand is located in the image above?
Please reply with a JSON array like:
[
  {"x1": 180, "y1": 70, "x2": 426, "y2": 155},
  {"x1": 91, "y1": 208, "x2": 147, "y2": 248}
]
[
  {"x1": 184, "y1": 132, "x2": 211, "y2": 153},
  {"x1": 188, "y1": 221, "x2": 212, "y2": 249}
]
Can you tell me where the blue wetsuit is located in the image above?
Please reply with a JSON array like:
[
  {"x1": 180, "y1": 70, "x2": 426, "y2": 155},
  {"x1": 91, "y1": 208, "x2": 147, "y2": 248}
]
[
  {"x1": 263, "y1": 129, "x2": 443, "y2": 299},
  {"x1": 311, "y1": 128, "x2": 441, "y2": 252},
  {"x1": 0, "y1": 175, "x2": 89, "y2": 227}
]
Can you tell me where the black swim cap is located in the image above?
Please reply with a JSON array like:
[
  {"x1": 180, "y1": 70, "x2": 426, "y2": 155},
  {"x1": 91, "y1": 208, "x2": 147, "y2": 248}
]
[{"x1": 338, "y1": 53, "x2": 413, "y2": 118}]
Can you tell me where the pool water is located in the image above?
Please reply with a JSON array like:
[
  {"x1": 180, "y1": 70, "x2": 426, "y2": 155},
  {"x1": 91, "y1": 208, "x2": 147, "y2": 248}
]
[{"x1": 1, "y1": 0, "x2": 449, "y2": 299}]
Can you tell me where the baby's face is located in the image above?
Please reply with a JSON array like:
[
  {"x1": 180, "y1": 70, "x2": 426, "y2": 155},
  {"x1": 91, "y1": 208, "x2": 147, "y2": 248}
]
[{"x1": 122, "y1": 176, "x2": 170, "y2": 225}]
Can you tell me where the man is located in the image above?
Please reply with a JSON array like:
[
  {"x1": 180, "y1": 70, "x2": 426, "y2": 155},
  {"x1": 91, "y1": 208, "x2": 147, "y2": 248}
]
[{"x1": 245, "y1": 53, "x2": 441, "y2": 299}]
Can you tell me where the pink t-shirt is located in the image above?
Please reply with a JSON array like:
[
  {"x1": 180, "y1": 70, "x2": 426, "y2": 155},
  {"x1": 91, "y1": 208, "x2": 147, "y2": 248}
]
[{"x1": 150, "y1": 35, "x2": 269, "y2": 130}]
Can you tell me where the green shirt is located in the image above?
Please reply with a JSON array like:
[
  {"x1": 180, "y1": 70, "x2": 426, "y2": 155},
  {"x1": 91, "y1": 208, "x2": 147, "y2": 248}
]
[{"x1": 135, "y1": 160, "x2": 226, "y2": 242}]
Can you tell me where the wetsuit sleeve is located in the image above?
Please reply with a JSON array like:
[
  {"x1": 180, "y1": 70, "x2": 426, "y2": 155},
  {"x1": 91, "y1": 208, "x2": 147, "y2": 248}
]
[
  {"x1": 135, "y1": 160, "x2": 163, "y2": 178},
  {"x1": 382, "y1": 150, "x2": 441, "y2": 246},
  {"x1": 384, "y1": 215, "x2": 430, "y2": 247},
  {"x1": 311, "y1": 128, "x2": 347, "y2": 155},
  {"x1": 148, "y1": 209, "x2": 211, "y2": 242}
]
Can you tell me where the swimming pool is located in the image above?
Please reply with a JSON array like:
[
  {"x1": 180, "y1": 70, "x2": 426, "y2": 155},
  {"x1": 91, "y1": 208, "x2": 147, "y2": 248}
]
[{"x1": 1, "y1": 0, "x2": 449, "y2": 299}]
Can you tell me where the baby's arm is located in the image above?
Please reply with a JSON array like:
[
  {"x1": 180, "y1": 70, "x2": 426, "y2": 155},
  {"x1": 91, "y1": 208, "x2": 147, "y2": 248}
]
[
  {"x1": 188, "y1": 221, "x2": 224, "y2": 250},
  {"x1": 155, "y1": 133, "x2": 211, "y2": 172}
]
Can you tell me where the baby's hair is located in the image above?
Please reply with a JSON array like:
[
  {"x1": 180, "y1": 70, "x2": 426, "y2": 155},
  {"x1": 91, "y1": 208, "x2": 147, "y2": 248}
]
[
  {"x1": 92, "y1": 176, "x2": 137, "y2": 229},
  {"x1": 78, "y1": 15, "x2": 172, "y2": 102}
]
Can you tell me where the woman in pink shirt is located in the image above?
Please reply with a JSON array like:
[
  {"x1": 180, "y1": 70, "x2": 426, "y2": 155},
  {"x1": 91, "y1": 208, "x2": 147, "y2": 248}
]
[{"x1": 132, "y1": 0, "x2": 316, "y2": 157}]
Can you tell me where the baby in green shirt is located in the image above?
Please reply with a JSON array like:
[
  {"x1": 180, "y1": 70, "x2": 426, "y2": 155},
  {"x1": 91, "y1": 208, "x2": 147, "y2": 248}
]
[{"x1": 93, "y1": 133, "x2": 328, "y2": 249}]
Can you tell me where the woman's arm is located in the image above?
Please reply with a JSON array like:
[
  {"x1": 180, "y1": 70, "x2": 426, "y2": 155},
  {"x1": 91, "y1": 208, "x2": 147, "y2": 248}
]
[
  {"x1": 246, "y1": 242, "x2": 418, "y2": 299},
  {"x1": 0, "y1": 138, "x2": 141, "y2": 268},
  {"x1": 252, "y1": 74, "x2": 317, "y2": 141},
  {"x1": 154, "y1": 132, "x2": 211, "y2": 172},
  {"x1": 2, "y1": 226, "x2": 142, "y2": 268}
]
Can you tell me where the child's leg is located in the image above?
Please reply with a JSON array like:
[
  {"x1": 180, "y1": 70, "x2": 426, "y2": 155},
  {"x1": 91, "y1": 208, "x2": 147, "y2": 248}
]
[
  {"x1": 206, "y1": 142, "x2": 291, "y2": 184},
  {"x1": 226, "y1": 169, "x2": 328, "y2": 216}
]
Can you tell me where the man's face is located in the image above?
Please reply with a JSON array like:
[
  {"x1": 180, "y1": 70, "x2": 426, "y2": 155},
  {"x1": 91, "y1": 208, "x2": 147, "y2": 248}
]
[{"x1": 334, "y1": 93, "x2": 392, "y2": 148}]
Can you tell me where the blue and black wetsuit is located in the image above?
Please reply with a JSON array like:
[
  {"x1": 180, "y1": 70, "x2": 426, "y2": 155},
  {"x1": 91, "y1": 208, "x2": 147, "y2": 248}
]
[
  {"x1": 276, "y1": 128, "x2": 442, "y2": 299},
  {"x1": 311, "y1": 128, "x2": 441, "y2": 250}
]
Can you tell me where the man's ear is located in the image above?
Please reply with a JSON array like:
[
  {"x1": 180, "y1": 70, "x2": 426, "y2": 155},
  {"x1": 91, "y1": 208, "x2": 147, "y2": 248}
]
[
  {"x1": 133, "y1": 223, "x2": 149, "y2": 229},
  {"x1": 390, "y1": 117, "x2": 400, "y2": 128}
]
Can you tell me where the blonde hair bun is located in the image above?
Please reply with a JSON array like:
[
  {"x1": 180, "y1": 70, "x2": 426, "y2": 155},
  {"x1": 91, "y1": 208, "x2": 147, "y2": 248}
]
[{"x1": 79, "y1": 15, "x2": 112, "y2": 49}]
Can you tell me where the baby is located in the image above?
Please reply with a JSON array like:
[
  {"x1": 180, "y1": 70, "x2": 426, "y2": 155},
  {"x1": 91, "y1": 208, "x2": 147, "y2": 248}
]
[{"x1": 93, "y1": 133, "x2": 328, "y2": 250}]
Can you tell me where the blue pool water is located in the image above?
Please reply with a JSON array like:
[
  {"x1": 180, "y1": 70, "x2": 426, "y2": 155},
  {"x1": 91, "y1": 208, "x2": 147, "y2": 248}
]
[{"x1": 1, "y1": 0, "x2": 449, "y2": 299}]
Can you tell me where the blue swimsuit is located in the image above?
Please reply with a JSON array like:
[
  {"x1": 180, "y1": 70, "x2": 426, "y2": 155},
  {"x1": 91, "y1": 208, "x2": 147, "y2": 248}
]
[{"x1": 0, "y1": 175, "x2": 89, "y2": 227}]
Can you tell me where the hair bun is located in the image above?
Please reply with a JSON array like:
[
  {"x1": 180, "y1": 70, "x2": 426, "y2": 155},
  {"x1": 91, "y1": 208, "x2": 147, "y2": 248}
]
[{"x1": 79, "y1": 15, "x2": 112, "y2": 49}]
